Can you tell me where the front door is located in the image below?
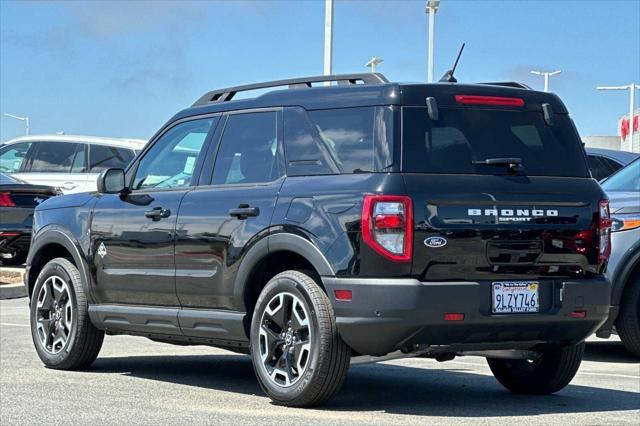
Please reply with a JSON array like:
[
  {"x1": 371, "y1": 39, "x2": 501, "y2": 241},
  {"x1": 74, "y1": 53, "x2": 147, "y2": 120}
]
[{"x1": 90, "y1": 117, "x2": 217, "y2": 306}]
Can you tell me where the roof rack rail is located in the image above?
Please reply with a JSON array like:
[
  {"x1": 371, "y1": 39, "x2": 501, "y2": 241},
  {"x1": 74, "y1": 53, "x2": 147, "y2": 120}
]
[
  {"x1": 192, "y1": 73, "x2": 389, "y2": 106},
  {"x1": 478, "y1": 82, "x2": 532, "y2": 90}
]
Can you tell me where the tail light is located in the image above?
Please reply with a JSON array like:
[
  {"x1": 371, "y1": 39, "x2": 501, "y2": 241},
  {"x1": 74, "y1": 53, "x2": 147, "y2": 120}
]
[
  {"x1": 361, "y1": 195, "x2": 413, "y2": 262},
  {"x1": 597, "y1": 200, "x2": 612, "y2": 264},
  {"x1": 0, "y1": 192, "x2": 15, "y2": 207}
]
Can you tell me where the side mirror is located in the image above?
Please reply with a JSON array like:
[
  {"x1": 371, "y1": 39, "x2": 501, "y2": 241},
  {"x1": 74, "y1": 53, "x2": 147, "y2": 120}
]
[{"x1": 97, "y1": 168, "x2": 126, "y2": 194}]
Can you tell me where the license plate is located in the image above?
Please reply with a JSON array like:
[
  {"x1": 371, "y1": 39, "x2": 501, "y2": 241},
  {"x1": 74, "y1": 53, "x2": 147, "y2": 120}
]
[{"x1": 492, "y1": 281, "x2": 539, "y2": 314}]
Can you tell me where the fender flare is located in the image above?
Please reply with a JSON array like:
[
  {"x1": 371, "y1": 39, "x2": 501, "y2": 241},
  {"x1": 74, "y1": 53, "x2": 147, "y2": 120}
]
[
  {"x1": 27, "y1": 226, "x2": 92, "y2": 300},
  {"x1": 232, "y1": 233, "x2": 334, "y2": 312},
  {"x1": 611, "y1": 240, "x2": 640, "y2": 305}
]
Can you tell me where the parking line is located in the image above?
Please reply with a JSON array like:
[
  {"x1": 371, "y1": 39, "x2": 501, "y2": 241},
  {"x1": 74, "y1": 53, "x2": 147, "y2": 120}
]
[
  {"x1": 578, "y1": 372, "x2": 640, "y2": 380},
  {"x1": 0, "y1": 323, "x2": 29, "y2": 327}
]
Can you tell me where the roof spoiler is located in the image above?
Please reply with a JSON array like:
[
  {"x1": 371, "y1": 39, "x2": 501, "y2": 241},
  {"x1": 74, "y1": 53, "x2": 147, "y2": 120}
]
[{"x1": 478, "y1": 82, "x2": 532, "y2": 90}]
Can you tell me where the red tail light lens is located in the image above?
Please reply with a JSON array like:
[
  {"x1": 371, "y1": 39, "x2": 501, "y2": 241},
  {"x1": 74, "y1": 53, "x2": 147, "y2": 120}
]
[
  {"x1": 455, "y1": 95, "x2": 524, "y2": 107},
  {"x1": 362, "y1": 195, "x2": 413, "y2": 262},
  {"x1": 0, "y1": 192, "x2": 15, "y2": 207},
  {"x1": 598, "y1": 200, "x2": 612, "y2": 264}
]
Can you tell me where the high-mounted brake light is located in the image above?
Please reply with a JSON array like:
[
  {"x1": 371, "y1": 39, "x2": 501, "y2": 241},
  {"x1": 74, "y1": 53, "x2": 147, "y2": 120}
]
[
  {"x1": 362, "y1": 195, "x2": 413, "y2": 262},
  {"x1": 597, "y1": 200, "x2": 612, "y2": 264},
  {"x1": 455, "y1": 95, "x2": 524, "y2": 107},
  {"x1": 0, "y1": 192, "x2": 15, "y2": 207}
]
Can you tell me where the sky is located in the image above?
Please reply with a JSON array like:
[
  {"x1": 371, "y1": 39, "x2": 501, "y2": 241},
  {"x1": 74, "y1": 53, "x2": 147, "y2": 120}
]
[{"x1": 1, "y1": 0, "x2": 639, "y2": 142}]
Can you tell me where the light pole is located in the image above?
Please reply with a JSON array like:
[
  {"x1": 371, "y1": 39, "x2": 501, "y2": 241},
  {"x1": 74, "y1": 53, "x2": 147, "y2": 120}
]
[
  {"x1": 324, "y1": 0, "x2": 334, "y2": 80},
  {"x1": 365, "y1": 56, "x2": 384, "y2": 73},
  {"x1": 530, "y1": 70, "x2": 562, "y2": 92},
  {"x1": 597, "y1": 83, "x2": 640, "y2": 151},
  {"x1": 3, "y1": 113, "x2": 30, "y2": 136},
  {"x1": 426, "y1": 0, "x2": 440, "y2": 83}
]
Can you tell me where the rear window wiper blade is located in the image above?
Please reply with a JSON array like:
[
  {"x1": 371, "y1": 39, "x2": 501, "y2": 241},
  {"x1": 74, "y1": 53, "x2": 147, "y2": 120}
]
[
  {"x1": 472, "y1": 157, "x2": 524, "y2": 173},
  {"x1": 472, "y1": 157, "x2": 522, "y2": 166}
]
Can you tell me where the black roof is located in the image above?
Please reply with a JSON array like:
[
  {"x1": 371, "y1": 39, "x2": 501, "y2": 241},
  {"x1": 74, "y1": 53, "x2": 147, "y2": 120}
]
[{"x1": 171, "y1": 73, "x2": 568, "y2": 122}]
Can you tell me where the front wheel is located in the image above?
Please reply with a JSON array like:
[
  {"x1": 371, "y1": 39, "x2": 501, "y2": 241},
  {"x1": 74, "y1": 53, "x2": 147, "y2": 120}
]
[
  {"x1": 250, "y1": 270, "x2": 351, "y2": 407},
  {"x1": 487, "y1": 342, "x2": 585, "y2": 394},
  {"x1": 30, "y1": 258, "x2": 104, "y2": 370}
]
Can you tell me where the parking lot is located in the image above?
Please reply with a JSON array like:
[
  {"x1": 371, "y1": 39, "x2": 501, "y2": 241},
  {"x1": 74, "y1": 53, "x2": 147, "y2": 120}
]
[{"x1": 1, "y1": 296, "x2": 638, "y2": 425}]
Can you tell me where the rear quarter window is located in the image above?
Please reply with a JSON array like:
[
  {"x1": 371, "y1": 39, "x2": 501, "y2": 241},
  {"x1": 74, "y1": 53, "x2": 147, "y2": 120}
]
[{"x1": 402, "y1": 107, "x2": 589, "y2": 177}]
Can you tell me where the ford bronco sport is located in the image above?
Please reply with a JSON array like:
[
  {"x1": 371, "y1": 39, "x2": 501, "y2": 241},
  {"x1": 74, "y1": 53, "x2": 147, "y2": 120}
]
[{"x1": 26, "y1": 73, "x2": 611, "y2": 407}]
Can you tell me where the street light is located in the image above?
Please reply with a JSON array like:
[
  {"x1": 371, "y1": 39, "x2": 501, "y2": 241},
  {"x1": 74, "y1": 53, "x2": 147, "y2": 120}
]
[
  {"x1": 426, "y1": 0, "x2": 441, "y2": 83},
  {"x1": 530, "y1": 70, "x2": 562, "y2": 92},
  {"x1": 365, "y1": 56, "x2": 384, "y2": 73},
  {"x1": 597, "y1": 83, "x2": 640, "y2": 151},
  {"x1": 3, "y1": 113, "x2": 30, "y2": 136},
  {"x1": 324, "y1": 0, "x2": 334, "y2": 79}
]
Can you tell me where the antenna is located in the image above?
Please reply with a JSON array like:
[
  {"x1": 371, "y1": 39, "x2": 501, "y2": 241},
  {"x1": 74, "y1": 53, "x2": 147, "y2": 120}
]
[{"x1": 438, "y1": 42, "x2": 465, "y2": 83}]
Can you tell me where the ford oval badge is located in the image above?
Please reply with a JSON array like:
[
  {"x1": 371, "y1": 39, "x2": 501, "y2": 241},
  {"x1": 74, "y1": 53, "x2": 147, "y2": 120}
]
[{"x1": 424, "y1": 236, "x2": 447, "y2": 248}]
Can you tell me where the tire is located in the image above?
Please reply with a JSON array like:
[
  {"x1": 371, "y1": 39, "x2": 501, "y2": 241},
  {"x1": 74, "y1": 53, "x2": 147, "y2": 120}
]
[
  {"x1": 29, "y1": 257, "x2": 104, "y2": 370},
  {"x1": 0, "y1": 251, "x2": 27, "y2": 266},
  {"x1": 250, "y1": 270, "x2": 351, "y2": 407},
  {"x1": 487, "y1": 341, "x2": 585, "y2": 394},
  {"x1": 615, "y1": 272, "x2": 640, "y2": 357}
]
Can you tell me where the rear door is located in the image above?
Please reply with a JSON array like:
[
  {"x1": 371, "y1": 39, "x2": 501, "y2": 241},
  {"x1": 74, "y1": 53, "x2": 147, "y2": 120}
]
[
  {"x1": 175, "y1": 109, "x2": 283, "y2": 320},
  {"x1": 401, "y1": 104, "x2": 605, "y2": 284}
]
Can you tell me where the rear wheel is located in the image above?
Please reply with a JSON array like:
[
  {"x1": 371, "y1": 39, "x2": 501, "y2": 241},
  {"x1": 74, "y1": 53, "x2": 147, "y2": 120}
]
[
  {"x1": 615, "y1": 273, "x2": 640, "y2": 357},
  {"x1": 487, "y1": 342, "x2": 584, "y2": 394},
  {"x1": 30, "y1": 258, "x2": 104, "y2": 370},
  {"x1": 250, "y1": 270, "x2": 351, "y2": 407}
]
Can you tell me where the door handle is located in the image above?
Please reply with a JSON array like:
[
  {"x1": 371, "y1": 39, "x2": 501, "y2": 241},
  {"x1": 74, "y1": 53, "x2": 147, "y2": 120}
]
[
  {"x1": 144, "y1": 207, "x2": 171, "y2": 221},
  {"x1": 61, "y1": 181, "x2": 77, "y2": 191},
  {"x1": 229, "y1": 204, "x2": 259, "y2": 219}
]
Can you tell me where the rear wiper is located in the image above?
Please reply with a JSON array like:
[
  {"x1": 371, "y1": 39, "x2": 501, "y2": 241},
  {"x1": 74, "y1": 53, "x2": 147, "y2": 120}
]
[{"x1": 472, "y1": 157, "x2": 524, "y2": 173}]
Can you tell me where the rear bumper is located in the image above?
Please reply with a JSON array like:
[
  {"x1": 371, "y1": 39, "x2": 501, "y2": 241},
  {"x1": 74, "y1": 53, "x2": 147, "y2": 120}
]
[{"x1": 322, "y1": 276, "x2": 611, "y2": 356}]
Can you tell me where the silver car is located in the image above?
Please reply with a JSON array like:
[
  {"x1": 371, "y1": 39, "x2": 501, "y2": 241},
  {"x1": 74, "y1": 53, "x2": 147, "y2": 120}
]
[{"x1": 596, "y1": 158, "x2": 640, "y2": 356}]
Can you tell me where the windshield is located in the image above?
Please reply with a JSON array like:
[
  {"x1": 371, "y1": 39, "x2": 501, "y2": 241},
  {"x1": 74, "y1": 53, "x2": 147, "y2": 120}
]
[
  {"x1": 601, "y1": 158, "x2": 640, "y2": 191},
  {"x1": 402, "y1": 107, "x2": 590, "y2": 177}
]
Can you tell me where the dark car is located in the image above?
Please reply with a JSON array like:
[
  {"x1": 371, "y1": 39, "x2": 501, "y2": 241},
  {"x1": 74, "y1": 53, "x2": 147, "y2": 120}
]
[
  {"x1": 585, "y1": 147, "x2": 639, "y2": 181},
  {"x1": 25, "y1": 73, "x2": 611, "y2": 407},
  {"x1": 0, "y1": 173, "x2": 58, "y2": 265},
  {"x1": 596, "y1": 158, "x2": 640, "y2": 356}
]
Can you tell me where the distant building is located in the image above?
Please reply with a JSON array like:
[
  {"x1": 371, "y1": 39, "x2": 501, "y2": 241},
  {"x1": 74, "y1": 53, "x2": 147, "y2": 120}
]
[{"x1": 583, "y1": 136, "x2": 621, "y2": 150}]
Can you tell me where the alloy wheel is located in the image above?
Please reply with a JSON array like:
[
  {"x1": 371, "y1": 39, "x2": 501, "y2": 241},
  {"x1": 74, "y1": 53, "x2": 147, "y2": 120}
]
[
  {"x1": 35, "y1": 275, "x2": 73, "y2": 354},
  {"x1": 258, "y1": 292, "x2": 312, "y2": 387}
]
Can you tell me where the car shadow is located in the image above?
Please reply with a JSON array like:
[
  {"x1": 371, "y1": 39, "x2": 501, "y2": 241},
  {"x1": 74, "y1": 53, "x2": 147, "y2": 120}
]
[
  {"x1": 91, "y1": 354, "x2": 640, "y2": 417},
  {"x1": 584, "y1": 340, "x2": 639, "y2": 364}
]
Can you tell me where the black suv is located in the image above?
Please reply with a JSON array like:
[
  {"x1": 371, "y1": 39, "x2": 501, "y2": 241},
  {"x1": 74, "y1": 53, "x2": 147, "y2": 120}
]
[{"x1": 26, "y1": 73, "x2": 612, "y2": 407}]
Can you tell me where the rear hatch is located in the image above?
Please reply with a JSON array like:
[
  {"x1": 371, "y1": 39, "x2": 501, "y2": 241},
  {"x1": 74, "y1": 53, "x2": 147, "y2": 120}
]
[{"x1": 400, "y1": 85, "x2": 607, "y2": 281}]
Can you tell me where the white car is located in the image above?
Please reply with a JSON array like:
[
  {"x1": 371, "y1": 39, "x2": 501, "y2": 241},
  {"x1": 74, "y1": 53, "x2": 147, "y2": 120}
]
[{"x1": 0, "y1": 135, "x2": 147, "y2": 194}]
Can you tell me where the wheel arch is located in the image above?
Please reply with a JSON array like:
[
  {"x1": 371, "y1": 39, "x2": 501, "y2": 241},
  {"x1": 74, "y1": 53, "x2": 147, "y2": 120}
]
[
  {"x1": 27, "y1": 227, "x2": 91, "y2": 300},
  {"x1": 611, "y1": 241, "x2": 640, "y2": 306},
  {"x1": 234, "y1": 232, "x2": 335, "y2": 337}
]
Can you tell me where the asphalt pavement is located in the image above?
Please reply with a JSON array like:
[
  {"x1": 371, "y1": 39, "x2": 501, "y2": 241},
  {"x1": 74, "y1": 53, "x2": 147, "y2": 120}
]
[{"x1": 1, "y1": 296, "x2": 638, "y2": 425}]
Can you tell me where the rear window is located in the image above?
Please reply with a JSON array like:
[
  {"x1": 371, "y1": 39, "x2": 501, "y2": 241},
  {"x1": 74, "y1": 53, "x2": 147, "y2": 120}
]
[
  {"x1": 89, "y1": 145, "x2": 135, "y2": 172},
  {"x1": 402, "y1": 107, "x2": 589, "y2": 177}
]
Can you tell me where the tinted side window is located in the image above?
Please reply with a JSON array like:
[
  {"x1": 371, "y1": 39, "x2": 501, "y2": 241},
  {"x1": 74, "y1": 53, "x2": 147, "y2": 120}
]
[
  {"x1": 598, "y1": 157, "x2": 623, "y2": 175},
  {"x1": 212, "y1": 112, "x2": 280, "y2": 185},
  {"x1": 89, "y1": 145, "x2": 135, "y2": 172},
  {"x1": 587, "y1": 155, "x2": 610, "y2": 181},
  {"x1": 284, "y1": 107, "x2": 336, "y2": 176},
  {"x1": 309, "y1": 107, "x2": 375, "y2": 173},
  {"x1": 0, "y1": 142, "x2": 32, "y2": 173},
  {"x1": 30, "y1": 142, "x2": 83, "y2": 173},
  {"x1": 133, "y1": 118, "x2": 213, "y2": 190}
]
